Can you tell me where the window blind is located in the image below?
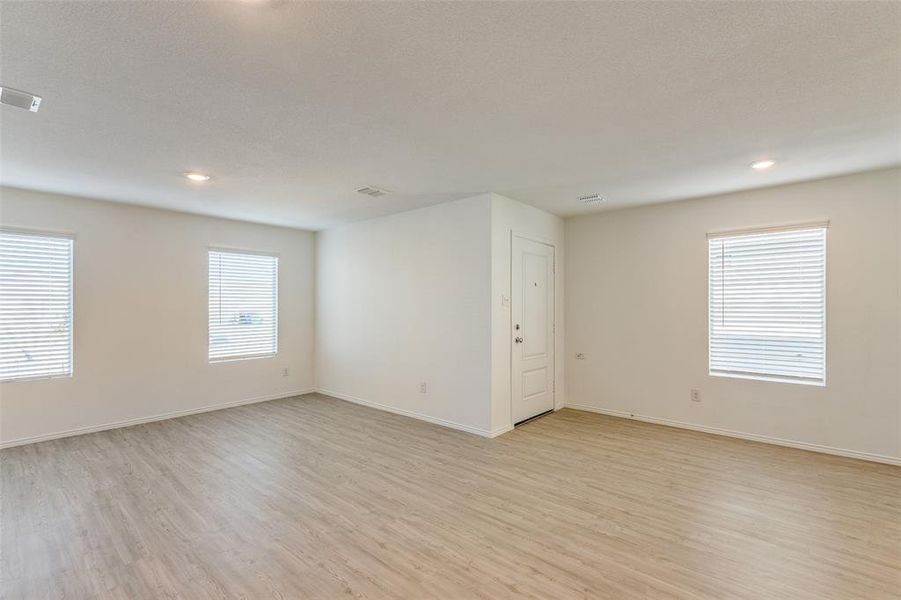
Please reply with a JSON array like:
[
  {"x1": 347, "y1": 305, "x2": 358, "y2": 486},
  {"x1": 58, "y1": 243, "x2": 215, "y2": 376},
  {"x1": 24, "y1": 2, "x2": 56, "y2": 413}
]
[
  {"x1": 0, "y1": 230, "x2": 74, "y2": 381},
  {"x1": 209, "y1": 250, "x2": 278, "y2": 361},
  {"x1": 708, "y1": 226, "x2": 826, "y2": 385}
]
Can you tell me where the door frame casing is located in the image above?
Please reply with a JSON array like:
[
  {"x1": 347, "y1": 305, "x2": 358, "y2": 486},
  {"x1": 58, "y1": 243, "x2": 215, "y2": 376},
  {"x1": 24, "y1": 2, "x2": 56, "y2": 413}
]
[{"x1": 509, "y1": 231, "x2": 557, "y2": 425}]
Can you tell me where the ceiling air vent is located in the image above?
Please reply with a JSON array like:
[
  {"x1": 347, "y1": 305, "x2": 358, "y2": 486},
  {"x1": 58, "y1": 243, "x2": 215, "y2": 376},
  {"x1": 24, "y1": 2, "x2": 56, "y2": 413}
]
[
  {"x1": 0, "y1": 86, "x2": 42, "y2": 112},
  {"x1": 356, "y1": 186, "x2": 388, "y2": 198},
  {"x1": 579, "y1": 194, "x2": 606, "y2": 205}
]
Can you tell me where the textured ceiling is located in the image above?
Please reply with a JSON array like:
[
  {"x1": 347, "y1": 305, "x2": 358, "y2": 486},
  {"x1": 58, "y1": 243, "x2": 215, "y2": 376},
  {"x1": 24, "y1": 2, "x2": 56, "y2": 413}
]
[{"x1": 1, "y1": 1, "x2": 898, "y2": 230}]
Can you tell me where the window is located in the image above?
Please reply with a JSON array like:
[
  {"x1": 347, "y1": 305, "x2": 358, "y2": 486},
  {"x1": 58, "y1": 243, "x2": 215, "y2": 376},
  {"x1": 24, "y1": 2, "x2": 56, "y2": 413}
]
[
  {"x1": 708, "y1": 225, "x2": 826, "y2": 385},
  {"x1": 208, "y1": 249, "x2": 278, "y2": 361},
  {"x1": 0, "y1": 230, "x2": 74, "y2": 382}
]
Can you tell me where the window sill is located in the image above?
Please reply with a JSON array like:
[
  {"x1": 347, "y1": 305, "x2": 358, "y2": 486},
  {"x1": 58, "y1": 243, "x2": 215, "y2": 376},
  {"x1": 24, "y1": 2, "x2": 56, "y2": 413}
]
[
  {"x1": 709, "y1": 371, "x2": 825, "y2": 387},
  {"x1": 0, "y1": 373, "x2": 73, "y2": 384},
  {"x1": 209, "y1": 353, "x2": 277, "y2": 364}
]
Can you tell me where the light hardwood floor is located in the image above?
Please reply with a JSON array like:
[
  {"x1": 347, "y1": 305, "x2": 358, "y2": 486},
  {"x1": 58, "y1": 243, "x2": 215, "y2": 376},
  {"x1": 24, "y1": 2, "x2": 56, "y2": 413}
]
[{"x1": 2, "y1": 393, "x2": 899, "y2": 599}]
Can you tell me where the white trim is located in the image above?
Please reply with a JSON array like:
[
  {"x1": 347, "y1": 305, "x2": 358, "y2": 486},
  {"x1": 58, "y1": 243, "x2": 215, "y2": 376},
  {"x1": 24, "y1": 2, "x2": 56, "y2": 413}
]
[
  {"x1": 0, "y1": 372, "x2": 73, "y2": 385},
  {"x1": 491, "y1": 424, "x2": 515, "y2": 437},
  {"x1": 0, "y1": 388, "x2": 315, "y2": 449},
  {"x1": 708, "y1": 371, "x2": 825, "y2": 386},
  {"x1": 0, "y1": 226, "x2": 76, "y2": 239},
  {"x1": 1, "y1": 387, "x2": 515, "y2": 449},
  {"x1": 511, "y1": 229, "x2": 557, "y2": 248},
  {"x1": 317, "y1": 389, "x2": 504, "y2": 438},
  {"x1": 565, "y1": 403, "x2": 901, "y2": 466},
  {"x1": 706, "y1": 221, "x2": 829, "y2": 239},
  {"x1": 207, "y1": 246, "x2": 280, "y2": 258},
  {"x1": 209, "y1": 353, "x2": 277, "y2": 363}
]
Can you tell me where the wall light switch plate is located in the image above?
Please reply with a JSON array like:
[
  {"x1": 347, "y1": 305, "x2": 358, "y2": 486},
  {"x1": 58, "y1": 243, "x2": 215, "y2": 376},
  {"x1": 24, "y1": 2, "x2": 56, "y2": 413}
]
[{"x1": 501, "y1": 294, "x2": 510, "y2": 307}]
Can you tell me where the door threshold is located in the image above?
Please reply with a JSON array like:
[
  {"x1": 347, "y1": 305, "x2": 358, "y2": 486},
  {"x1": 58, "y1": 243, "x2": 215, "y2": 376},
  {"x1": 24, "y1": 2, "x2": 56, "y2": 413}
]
[{"x1": 514, "y1": 409, "x2": 554, "y2": 427}]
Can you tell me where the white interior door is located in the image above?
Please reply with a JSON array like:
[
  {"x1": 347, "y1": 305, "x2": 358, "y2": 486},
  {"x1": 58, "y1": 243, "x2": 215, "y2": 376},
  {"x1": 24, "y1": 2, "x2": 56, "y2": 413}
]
[{"x1": 511, "y1": 235, "x2": 555, "y2": 424}]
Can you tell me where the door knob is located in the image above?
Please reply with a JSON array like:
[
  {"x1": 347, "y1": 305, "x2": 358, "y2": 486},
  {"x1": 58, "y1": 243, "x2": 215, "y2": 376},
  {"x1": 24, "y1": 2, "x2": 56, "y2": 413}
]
[{"x1": 514, "y1": 337, "x2": 523, "y2": 344}]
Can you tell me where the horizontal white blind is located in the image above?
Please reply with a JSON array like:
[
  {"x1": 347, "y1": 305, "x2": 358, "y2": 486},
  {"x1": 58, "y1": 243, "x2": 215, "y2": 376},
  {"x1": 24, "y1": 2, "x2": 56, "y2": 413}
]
[
  {"x1": 209, "y1": 250, "x2": 278, "y2": 361},
  {"x1": 709, "y1": 227, "x2": 826, "y2": 385},
  {"x1": 0, "y1": 230, "x2": 74, "y2": 381}
]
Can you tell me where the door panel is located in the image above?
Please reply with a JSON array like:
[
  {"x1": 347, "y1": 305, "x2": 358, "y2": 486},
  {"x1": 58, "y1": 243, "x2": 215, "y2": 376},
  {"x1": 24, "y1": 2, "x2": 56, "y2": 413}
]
[
  {"x1": 511, "y1": 235, "x2": 555, "y2": 424},
  {"x1": 522, "y1": 252, "x2": 549, "y2": 359},
  {"x1": 522, "y1": 367, "x2": 548, "y2": 399}
]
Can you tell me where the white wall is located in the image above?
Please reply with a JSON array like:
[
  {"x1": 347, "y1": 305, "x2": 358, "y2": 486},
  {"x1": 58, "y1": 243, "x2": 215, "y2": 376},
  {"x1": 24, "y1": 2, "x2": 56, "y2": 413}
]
[
  {"x1": 315, "y1": 195, "x2": 494, "y2": 434},
  {"x1": 0, "y1": 187, "x2": 316, "y2": 445},
  {"x1": 565, "y1": 168, "x2": 901, "y2": 462},
  {"x1": 6, "y1": 169, "x2": 894, "y2": 456},
  {"x1": 490, "y1": 194, "x2": 565, "y2": 433}
]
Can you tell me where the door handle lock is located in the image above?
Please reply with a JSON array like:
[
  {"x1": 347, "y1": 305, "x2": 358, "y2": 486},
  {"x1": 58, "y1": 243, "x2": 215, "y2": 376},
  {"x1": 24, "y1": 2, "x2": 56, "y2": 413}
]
[{"x1": 514, "y1": 337, "x2": 523, "y2": 344}]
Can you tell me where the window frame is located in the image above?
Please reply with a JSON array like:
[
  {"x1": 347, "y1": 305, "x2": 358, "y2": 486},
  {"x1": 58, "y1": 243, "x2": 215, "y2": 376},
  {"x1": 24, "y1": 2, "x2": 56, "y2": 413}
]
[
  {"x1": 207, "y1": 247, "x2": 279, "y2": 363},
  {"x1": 0, "y1": 227, "x2": 75, "y2": 384},
  {"x1": 707, "y1": 222, "x2": 828, "y2": 387}
]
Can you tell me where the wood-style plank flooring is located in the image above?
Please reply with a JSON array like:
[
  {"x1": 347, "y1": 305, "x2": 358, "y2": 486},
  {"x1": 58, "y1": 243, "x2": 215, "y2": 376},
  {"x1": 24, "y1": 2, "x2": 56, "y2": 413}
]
[{"x1": 2, "y1": 393, "x2": 899, "y2": 599}]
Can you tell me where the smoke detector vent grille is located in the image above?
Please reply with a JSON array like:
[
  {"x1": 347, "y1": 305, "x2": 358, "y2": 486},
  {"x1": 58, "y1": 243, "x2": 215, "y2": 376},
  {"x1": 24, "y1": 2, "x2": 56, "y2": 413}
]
[
  {"x1": 356, "y1": 186, "x2": 388, "y2": 197},
  {"x1": 579, "y1": 194, "x2": 606, "y2": 205}
]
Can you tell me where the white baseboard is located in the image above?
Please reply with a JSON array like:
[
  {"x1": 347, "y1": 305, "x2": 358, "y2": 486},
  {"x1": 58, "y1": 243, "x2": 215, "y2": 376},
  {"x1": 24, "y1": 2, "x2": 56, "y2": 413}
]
[
  {"x1": 317, "y1": 388, "x2": 505, "y2": 438},
  {"x1": 565, "y1": 403, "x2": 901, "y2": 467},
  {"x1": 1, "y1": 388, "x2": 316, "y2": 449},
  {"x1": 10, "y1": 390, "x2": 890, "y2": 463},
  {"x1": 490, "y1": 424, "x2": 515, "y2": 437}
]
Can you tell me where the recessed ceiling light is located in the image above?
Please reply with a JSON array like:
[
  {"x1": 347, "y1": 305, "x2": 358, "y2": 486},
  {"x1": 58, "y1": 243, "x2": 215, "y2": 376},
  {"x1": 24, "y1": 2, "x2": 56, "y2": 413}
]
[
  {"x1": 184, "y1": 172, "x2": 211, "y2": 182},
  {"x1": 750, "y1": 159, "x2": 776, "y2": 170}
]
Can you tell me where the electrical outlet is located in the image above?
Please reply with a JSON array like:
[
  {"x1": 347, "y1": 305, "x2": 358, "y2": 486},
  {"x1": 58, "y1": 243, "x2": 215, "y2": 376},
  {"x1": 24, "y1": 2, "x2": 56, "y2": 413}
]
[
  {"x1": 419, "y1": 382, "x2": 428, "y2": 394},
  {"x1": 282, "y1": 368, "x2": 289, "y2": 377},
  {"x1": 575, "y1": 353, "x2": 586, "y2": 360},
  {"x1": 690, "y1": 389, "x2": 700, "y2": 402}
]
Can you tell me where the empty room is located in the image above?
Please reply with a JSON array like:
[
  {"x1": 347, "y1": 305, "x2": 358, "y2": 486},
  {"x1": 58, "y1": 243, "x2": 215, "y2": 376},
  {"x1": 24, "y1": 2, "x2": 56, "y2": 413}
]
[{"x1": 1, "y1": 1, "x2": 899, "y2": 599}]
